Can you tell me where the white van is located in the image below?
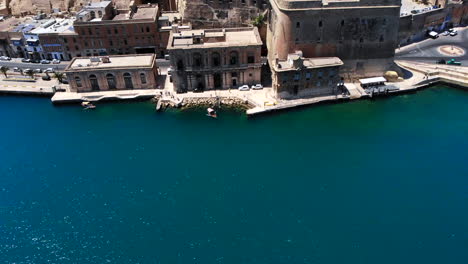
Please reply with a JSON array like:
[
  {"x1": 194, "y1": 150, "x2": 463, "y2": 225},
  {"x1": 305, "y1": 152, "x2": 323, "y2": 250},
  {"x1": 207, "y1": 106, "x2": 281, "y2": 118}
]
[{"x1": 428, "y1": 31, "x2": 439, "y2": 39}]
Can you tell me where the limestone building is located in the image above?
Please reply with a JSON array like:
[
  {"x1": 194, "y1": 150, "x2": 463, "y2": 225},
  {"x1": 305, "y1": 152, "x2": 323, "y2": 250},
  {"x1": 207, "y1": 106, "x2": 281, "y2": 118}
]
[
  {"x1": 167, "y1": 27, "x2": 262, "y2": 93},
  {"x1": 65, "y1": 54, "x2": 158, "y2": 93},
  {"x1": 73, "y1": 3, "x2": 168, "y2": 57},
  {"x1": 267, "y1": 0, "x2": 401, "y2": 77},
  {"x1": 273, "y1": 51, "x2": 343, "y2": 99}
]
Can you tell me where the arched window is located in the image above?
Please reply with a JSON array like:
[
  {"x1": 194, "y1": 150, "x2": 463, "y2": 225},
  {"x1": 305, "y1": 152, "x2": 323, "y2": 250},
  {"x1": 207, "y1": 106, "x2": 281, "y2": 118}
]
[
  {"x1": 89, "y1": 74, "x2": 99, "y2": 91},
  {"x1": 140, "y1": 73, "x2": 147, "y2": 84},
  {"x1": 98, "y1": 11, "x2": 103, "y2": 18},
  {"x1": 123, "y1": 73, "x2": 133, "y2": 89},
  {"x1": 75, "y1": 76, "x2": 82, "y2": 88},
  {"x1": 106, "y1": 73, "x2": 116, "y2": 89},
  {"x1": 212, "y1": 52, "x2": 220, "y2": 67},
  {"x1": 193, "y1": 53, "x2": 203, "y2": 68},
  {"x1": 90, "y1": 11, "x2": 96, "y2": 19},
  {"x1": 229, "y1": 51, "x2": 239, "y2": 66}
]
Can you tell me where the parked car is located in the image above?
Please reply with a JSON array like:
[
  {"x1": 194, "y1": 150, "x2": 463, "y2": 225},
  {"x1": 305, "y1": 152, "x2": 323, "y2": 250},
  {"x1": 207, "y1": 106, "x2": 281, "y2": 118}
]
[
  {"x1": 167, "y1": 67, "x2": 173, "y2": 75},
  {"x1": 34, "y1": 68, "x2": 42, "y2": 73},
  {"x1": 42, "y1": 75, "x2": 51, "y2": 81},
  {"x1": 448, "y1": 28, "x2": 457, "y2": 33},
  {"x1": 251, "y1": 84, "x2": 263, "y2": 90},
  {"x1": 61, "y1": 78, "x2": 69, "y2": 84},
  {"x1": 40, "y1": 59, "x2": 51, "y2": 64},
  {"x1": 13, "y1": 67, "x2": 21, "y2": 72},
  {"x1": 0, "y1": 56, "x2": 11, "y2": 61},
  {"x1": 442, "y1": 31, "x2": 450, "y2": 36},
  {"x1": 238, "y1": 85, "x2": 250, "y2": 91},
  {"x1": 45, "y1": 68, "x2": 55, "y2": 73},
  {"x1": 52, "y1": 59, "x2": 60, "y2": 64},
  {"x1": 23, "y1": 68, "x2": 32, "y2": 74},
  {"x1": 436, "y1": 59, "x2": 446, "y2": 64},
  {"x1": 450, "y1": 31, "x2": 458, "y2": 36},
  {"x1": 428, "y1": 31, "x2": 439, "y2": 39},
  {"x1": 31, "y1": 59, "x2": 41, "y2": 63},
  {"x1": 21, "y1": 58, "x2": 31, "y2": 63},
  {"x1": 446, "y1": 59, "x2": 461, "y2": 66}
]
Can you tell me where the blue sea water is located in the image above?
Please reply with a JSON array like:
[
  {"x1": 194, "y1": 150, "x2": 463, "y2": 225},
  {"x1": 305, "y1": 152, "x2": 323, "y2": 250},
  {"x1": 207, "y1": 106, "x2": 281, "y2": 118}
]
[{"x1": 0, "y1": 86, "x2": 467, "y2": 264}]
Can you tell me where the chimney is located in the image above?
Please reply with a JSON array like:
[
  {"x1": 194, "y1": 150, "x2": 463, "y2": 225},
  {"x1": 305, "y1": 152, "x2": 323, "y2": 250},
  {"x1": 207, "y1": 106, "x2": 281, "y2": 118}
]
[{"x1": 171, "y1": 24, "x2": 179, "y2": 33}]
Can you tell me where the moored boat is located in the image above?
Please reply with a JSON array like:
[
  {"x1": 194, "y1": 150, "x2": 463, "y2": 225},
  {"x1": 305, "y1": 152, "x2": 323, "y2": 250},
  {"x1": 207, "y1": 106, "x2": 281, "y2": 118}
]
[
  {"x1": 206, "y1": 107, "x2": 217, "y2": 118},
  {"x1": 81, "y1": 101, "x2": 96, "y2": 109}
]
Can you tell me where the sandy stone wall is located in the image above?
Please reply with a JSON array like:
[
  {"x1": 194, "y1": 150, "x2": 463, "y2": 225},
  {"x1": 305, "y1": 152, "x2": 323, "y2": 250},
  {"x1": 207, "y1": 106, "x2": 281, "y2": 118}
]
[
  {"x1": 6, "y1": 0, "x2": 132, "y2": 16},
  {"x1": 178, "y1": 0, "x2": 265, "y2": 28}
]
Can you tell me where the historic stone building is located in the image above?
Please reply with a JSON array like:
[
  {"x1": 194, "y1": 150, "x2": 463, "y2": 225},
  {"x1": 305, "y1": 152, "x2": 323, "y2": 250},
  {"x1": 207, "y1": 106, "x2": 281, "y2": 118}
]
[
  {"x1": 267, "y1": 0, "x2": 402, "y2": 77},
  {"x1": 273, "y1": 51, "x2": 343, "y2": 99},
  {"x1": 65, "y1": 54, "x2": 158, "y2": 93},
  {"x1": 177, "y1": 0, "x2": 267, "y2": 27},
  {"x1": 73, "y1": 3, "x2": 168, "y2": 57},
  {"x1": 167, "y1": 27, "x2": 262, "y2": 93}
]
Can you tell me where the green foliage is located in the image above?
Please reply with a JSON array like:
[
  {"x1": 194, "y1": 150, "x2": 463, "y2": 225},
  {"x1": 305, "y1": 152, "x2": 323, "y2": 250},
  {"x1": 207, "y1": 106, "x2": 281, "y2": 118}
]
[
  {"x1": 252, "y1": 14, "x2": 264, "y2": 27},
  {"x1": 26, "y1": 70, "x2": 34, "y2": 79},
  {"x1": 53, "y1": 71, "x2": 65, "y2": 83},
  {"x1": 0, "y1": 66, "x2": 9, "y2": 78}
]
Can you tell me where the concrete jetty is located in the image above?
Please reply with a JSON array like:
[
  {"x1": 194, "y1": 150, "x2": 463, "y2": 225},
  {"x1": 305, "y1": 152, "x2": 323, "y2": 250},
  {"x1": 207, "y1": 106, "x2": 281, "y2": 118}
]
[{"x1": 51, "y1": 89, "x2": 160, "y2": 104}]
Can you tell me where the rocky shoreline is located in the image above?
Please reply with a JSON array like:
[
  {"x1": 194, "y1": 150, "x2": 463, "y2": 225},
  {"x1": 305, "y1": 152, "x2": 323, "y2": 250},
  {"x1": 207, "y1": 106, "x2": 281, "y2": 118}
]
[{"x1": 152, "y1": 96, "x2": 252, "y2": 111}]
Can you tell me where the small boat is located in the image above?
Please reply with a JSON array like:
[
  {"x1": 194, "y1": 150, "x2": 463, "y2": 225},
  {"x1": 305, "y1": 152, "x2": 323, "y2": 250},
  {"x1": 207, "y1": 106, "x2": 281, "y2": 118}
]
[
  {"x1": 206, "y1": 107, "x2": 217, "y2": 118},
  {"x1": 81, "y1": 101, "x2": 96, "y2": 109},
  {"x1": 155, "y1": 99, "x2": 162, "y2": 111}
]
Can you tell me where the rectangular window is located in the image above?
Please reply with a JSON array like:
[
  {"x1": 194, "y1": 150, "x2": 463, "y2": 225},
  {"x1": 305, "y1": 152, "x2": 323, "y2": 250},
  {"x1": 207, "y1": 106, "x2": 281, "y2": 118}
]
[
  {"x1": 306, "y1": 72, "x2": 311, "y2": 80},
  {"x1": 294, "y1": 73, "x2": 300, "y2": 81}
]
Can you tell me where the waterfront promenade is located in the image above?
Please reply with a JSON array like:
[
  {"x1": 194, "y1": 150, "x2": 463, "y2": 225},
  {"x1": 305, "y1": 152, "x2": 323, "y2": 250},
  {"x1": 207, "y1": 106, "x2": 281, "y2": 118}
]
[
  {"x1": 0, "y1": 76, "x2": 66, "y2": 96},
  {"x1": 1, "y1": 60, "x2": 467, "y2": 116}
]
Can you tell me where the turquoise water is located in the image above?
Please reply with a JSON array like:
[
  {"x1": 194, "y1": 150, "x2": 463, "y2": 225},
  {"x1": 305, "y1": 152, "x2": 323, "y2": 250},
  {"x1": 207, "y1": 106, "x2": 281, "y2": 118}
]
[{"x1": 0, "y1": 86, "x2": 467, "y2": 264}]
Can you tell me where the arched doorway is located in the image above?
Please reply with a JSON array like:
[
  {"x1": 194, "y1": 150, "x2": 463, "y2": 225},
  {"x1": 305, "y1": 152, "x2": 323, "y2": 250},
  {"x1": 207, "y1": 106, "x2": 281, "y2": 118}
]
[
  {"x1": 195, "y1": 74, "x2": 205, "y2": 92},
  {"x1": 213, "y1": 73, "x2": 222, "y2": 89},
  {"x1": 89, "y1": 74, "x2": 99, "y2": 91},
  {"x1": 123, "y1": 73, "x2": 133, "y2": 89},
  {"x1": 106, "y1": 74, "x2": 116, "y2": 90}
]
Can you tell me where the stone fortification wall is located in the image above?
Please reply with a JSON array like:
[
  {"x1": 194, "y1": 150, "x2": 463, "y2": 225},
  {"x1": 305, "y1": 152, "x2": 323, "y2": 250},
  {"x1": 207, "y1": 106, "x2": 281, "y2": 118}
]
[
  {"x1": 268, "y1": 0, "x2": 401, "y2": 61},
  {"x1": 177, "y1": 0, "x2": 266, "y2": 28},
  {"x1": 398, "y1": 3, "x2": 468, "y2": 46}
]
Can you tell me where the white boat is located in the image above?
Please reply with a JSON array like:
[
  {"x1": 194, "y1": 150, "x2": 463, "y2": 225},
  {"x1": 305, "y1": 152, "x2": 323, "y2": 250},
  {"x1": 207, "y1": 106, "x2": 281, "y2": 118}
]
[
  {"x1": 81, "y1": 101, "x2": 96, "y2": 109},
  {"x1": 206, "y1": 108, "x2": 217, "y2": 118}
]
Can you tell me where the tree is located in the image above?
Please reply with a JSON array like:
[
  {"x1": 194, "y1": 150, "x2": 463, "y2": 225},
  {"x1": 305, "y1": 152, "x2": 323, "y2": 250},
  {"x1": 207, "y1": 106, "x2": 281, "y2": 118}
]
[
  {"x1": 53, "y1": 71, "x2": 65, "y2": 83},
  {"x1": 26, "y1": 70, "x2": 34, "y2": 79},
  {"x1": 252, "y1": 14, "x2": 264, "y2": 27},
  {"x1": 0, "y1": 66, "x2": 9, "y2": 78}
]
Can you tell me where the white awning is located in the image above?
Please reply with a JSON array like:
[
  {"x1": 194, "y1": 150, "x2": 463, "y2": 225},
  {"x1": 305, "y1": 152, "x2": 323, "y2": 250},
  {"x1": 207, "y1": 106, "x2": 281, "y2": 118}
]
[{"x1": 359, "y1": 77, "x2": 386, "y2": 85}]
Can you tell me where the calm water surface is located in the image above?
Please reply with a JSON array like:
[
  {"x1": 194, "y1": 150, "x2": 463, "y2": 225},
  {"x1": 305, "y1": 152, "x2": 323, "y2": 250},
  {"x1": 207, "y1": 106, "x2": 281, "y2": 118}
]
[{"x1": 0, "y1": 86, "x2": 467, "y2": 264}]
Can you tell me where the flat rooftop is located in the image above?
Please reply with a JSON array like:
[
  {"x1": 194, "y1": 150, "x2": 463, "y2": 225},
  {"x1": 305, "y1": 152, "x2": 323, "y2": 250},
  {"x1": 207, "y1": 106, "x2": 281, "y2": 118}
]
[
  {"x1": 169, "y1": 27, "x2": 262, "y2": 49},
  {"x1": 66, "y1": 54, "x2": 156, "y2": 72},
  {"x1": 271, "y1": 0, "x2": 400, "y2": 10},
  {"x1": 31, "y1": 19, "x2": 75, "y2": 34},
  {"x1": 276, "y1": 56, "x2": 343, "y2": 71},
  {"x1": 132, "y1": 5, "x2": 158, "y2": 20}
]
